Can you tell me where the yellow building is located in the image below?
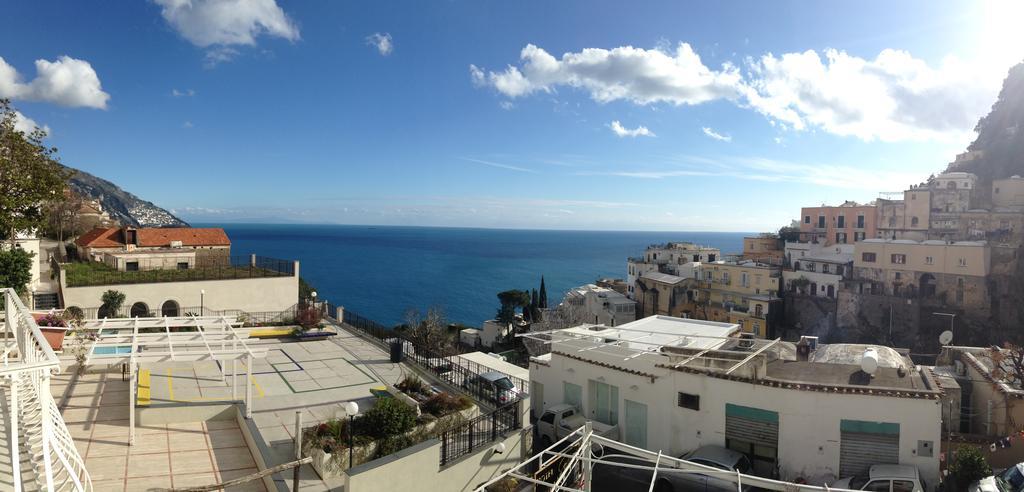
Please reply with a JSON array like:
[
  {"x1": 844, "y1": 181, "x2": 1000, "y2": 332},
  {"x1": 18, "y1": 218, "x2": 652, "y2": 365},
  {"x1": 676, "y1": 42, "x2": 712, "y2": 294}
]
[{"x1": 695, "y1": 261, "x2": 781, "y2": 337}]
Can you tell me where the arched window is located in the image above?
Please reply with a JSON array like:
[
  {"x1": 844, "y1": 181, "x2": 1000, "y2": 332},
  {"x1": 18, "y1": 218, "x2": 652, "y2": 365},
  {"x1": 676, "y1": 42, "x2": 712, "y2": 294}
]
[
  {"x1": 161, "y1": 300, "x2": 180, "y2": 317},
  {"x1": 130, "y1": 302, "x2": 150, "y2": 318}
]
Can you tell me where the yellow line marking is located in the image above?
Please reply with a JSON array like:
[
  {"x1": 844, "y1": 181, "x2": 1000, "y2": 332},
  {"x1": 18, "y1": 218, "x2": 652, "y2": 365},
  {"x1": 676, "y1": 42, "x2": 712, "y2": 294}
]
[{"x1": 164, "y1": 364, "x2": 264, "y2": 402}]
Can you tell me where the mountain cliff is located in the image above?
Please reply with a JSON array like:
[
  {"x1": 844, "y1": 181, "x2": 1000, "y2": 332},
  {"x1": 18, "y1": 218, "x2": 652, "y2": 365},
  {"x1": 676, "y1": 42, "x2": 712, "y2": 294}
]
[
  {"x1": 63, "y1": 165, "x2": 189, "y2": 228},
  {"x1": 945, "y1": 61, "x2": 1024, "y2": 192}
]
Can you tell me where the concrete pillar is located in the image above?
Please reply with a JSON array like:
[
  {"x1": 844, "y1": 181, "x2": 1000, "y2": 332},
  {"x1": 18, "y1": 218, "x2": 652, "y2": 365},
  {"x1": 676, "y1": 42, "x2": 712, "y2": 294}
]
[
  {"x1": 336, "y1": 306, "x2": 345, "y2": 322},
  {"x1": 129, "y1": 363, "x2": 136, "y2": 445},
  {"x1": 250, "y1": 254, "x2": 256, "y2": 268}
]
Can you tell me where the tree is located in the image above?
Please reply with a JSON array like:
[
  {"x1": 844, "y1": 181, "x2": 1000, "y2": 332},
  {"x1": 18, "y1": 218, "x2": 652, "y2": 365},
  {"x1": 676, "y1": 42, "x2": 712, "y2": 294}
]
[
  {"x1": 987, "y1": 343, "x2": 1024, "y2": 389},
  {"x1": 0, "y1": 99, "x2": 70, "y2": 246},
  {"x1": 496, "y1": 289, "x2": 530, "y2": 326},
  {"x1": 43, "y1": 189, "x2": 84, "y2": 250},
  {"x1": 404, "y1": 307, "x2": 453, "y2": 356},
  {"x1": 777, "y1": 224, "x2": 802, "y2": 243},
  {"x1": 0, "y1": 248, "x2": 34, "y2": 294},
  {"x1": 538, "y1": 276, "x2": 548, "y2": 308},
  {"x1": 99, "y1": 289, "x2": 125, "y2": 318},
  {"x1": 948, "y1": 445, "x2": 991, "y2": 489}
]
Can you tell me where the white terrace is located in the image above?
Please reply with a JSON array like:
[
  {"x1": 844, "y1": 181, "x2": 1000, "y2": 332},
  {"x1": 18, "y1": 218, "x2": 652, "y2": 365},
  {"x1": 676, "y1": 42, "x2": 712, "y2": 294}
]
[{"x1": 78, "y1": 315, "x2": 268, "y2": 445}]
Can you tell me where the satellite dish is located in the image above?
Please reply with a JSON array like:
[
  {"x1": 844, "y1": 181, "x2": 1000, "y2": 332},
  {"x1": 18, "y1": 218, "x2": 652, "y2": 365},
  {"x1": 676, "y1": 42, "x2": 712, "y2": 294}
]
[
  {"x1": 861, "y1": 348, "x2": 879, "y2": 376},
  {"x1": 939, "y1": 330, "x2": 954, "y2": 346}
]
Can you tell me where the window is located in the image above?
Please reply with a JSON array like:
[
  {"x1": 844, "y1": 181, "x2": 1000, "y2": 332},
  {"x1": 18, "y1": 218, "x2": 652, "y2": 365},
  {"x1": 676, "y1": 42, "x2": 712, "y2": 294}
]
[
  {"x1": 540, "y1": 412, "x2": 555, "y2": 424},
  {"x1": 891, "y1": 254, "x2": 907, "y2": 264},
  {"x1": 959, "y1": 257, "x2": 968, "y2": 267},
  {"x1": 857, "y1": 215, "x2": 865, "y2": 228},
  {"x1": 692, "y1": 254, "x2": 700, "y2": 262},
  {"x1": 804, "y1": 215, "x2": 811, "y2": 224},
  {"x1": 564, "y1": 382, "x2": 583, "y2": 410},
  {"x1": 864, "y1": 481, "x2": 891, "y2": 492},
  {"x1": 126, "y1": 261, "x2": 139, "y2": 271},
  {"x1": 855, "y1": 232, "x2": 865, "y2": 241},
  {"x1": 837, "y1": 215, "x2": 845, "y2": 228},
  {"x1": 925, "y1": 256, "x2": 934, "y2": 265},
  {"x1": 893, "y1": 480, "x2": 917, "y2": 492},
  {"x1": 740, "y1": 272, "x2": 749, "y2": 287},
  {"x1": 836, "y1": 232, "x2": 847, "y2": 244},
  {"x1": 911, "y1": 217, "x2": 919, "y2": 227},
  {"x1": 888, "y1": 217, "x2": 896, "y2": 227},
  {"x1": 822, "y1": 264, "x2": 830, "y2": 274},
  {"x1": 862, "y1": 252, "x2": 876, "y2": 262},
  {"x1": 895, "y1": 272, "x2": 901, "y2": 281},
  {"x1": 708, "y1": 254, "x2": 716, "y2": 262},
  {"x1": 177, "y1": 262, "x2": 189, "y2": 270},
  {"x1": 678, "y1": 392, "x2": 700, "y2": 410},
  {"x1": 817, "y1": 216, "x2": 826, "y2": 228}
]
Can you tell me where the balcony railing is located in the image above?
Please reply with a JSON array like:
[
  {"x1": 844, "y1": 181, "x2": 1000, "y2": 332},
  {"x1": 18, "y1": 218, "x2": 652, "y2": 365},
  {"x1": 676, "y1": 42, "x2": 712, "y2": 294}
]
[{"x1": 2, "y1": 288, "x2": 92, "y2": 491}]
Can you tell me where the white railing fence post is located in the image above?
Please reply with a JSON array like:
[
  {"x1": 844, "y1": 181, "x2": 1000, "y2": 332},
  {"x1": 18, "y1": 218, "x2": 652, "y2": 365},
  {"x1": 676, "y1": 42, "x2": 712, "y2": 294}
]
[{"x1": 10, "y1": 375, "x2": 21, "y2": 492}]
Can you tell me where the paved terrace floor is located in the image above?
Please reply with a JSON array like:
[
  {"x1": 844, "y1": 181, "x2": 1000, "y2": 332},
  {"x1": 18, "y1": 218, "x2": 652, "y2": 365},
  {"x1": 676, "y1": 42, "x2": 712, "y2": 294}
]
[{"x1": 57, "y1": 321, "x2": 412, "y2": 491}]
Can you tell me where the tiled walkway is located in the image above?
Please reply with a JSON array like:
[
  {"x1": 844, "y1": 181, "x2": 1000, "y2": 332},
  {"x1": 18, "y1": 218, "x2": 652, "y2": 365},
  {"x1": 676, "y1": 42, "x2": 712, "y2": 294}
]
[{"x1": 56, "y1": 370, "x2": 267, "y2": 492}]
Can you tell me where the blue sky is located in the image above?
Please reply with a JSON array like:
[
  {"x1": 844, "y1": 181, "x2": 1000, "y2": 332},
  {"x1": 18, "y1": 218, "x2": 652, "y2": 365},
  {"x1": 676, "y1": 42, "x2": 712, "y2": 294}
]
[{"x1": 2, "y1": 0, "x2": 1022, "y2": 231}]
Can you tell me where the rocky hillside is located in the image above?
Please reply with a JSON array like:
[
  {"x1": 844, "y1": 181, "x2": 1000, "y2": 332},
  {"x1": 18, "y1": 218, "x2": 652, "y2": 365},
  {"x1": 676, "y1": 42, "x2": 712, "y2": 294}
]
[
  {"x1": 945, "y1": 61, "x2": 1024, "y2": 196},
  {"x1": 64, "y1": 165, "x2": 189, "y2": 228}
]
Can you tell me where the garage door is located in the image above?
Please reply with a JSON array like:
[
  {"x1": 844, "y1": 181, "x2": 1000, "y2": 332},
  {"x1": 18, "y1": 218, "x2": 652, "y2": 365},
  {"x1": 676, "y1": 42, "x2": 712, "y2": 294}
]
[
  {"x1": 839, "y1": 420, "x2": 900, "y2": 478},
  {"x1": 725, "y1": 404, "x2": 778, "y2": 477}
]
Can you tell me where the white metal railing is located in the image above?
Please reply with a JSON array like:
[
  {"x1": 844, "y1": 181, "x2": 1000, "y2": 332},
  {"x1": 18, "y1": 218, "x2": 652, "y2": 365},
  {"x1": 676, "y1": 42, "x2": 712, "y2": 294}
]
[{"x1": 2, "y1": 288, "x2": 92, "y2": 492}]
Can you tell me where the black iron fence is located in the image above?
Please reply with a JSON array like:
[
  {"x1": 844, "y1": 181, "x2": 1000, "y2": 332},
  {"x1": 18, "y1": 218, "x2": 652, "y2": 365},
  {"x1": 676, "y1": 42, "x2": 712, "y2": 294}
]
[
  {"x1": 62, "y1": 255, "x2": 295, "y2": 287},
  {"x1": 76, "y1": 304, "x2": 300, "y2": 325},
  {"x1": 439, "y1": 402, "x2": 520, "y2": 467},
  {"x1": 332, "y1": 306, "x2": 529, "y2": 405}
]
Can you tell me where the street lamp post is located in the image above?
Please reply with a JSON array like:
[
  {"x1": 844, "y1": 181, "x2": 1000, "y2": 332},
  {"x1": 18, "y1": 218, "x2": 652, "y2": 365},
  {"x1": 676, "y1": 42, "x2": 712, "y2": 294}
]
[
  {"x1": 342, "y1": 401, "x2": 359, "y2": 469},
  {"x1": 311, "y1": 291, "x2": 317, "y2": 313},
  {"x1": 200, "y1": 289, "x2": 205, "y2": 316}
]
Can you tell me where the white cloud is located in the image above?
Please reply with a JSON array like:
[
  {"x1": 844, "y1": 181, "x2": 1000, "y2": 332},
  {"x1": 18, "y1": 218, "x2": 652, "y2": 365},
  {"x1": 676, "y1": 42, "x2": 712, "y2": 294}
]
[
  {"x1": 471, "y1": 43, "x2": 744, "y2": 105},
  {"x1": 0, "y1": 56, "x2": 109, "y2": 109},
  {"x1": 182, "y1": 121, "x2": 194, "y2": 128},
  {"x1": 742, "y1": 49, "x2": 998, "y2": 142},
  {"x1": 609, "y1": 120, "x2": 655, "y2": 138},
  {"x1": 702, "y1": 127, "x2": 731, "y2": 142},
  {"x1": 473, "y1": 42, "x2": 1010, "y2": 142},
  {"x1": 155, "y1": 0, "x2": 299, "y2": 64},
  {"x1": 365, "y1": 33, "x2": 393, "y2": 56},
  {"x1": 171, "y1": 88, "x2": 195, "y2": 97},
  {"x1": 12, "y1": 111, "x2": 50, "y2": 135},
  {"x1": 499, "y1": 101, "x2": 515, "y2": 110}
]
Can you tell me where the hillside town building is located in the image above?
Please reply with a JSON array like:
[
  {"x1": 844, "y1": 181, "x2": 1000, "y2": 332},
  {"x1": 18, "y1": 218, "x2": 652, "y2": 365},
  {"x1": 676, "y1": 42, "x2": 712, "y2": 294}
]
[
  {"x1": 783, "y1": 242, "x2": 854, "y2": 299},
  {"x1": 626, "y1": 242, "x2": 719, "y2": 299},
  {"x1": 526, "y1": 315, "x2": 942, "y2": 486},
  {"x1": 800, "y1": 201, "x2": 877, "y2": 245}
]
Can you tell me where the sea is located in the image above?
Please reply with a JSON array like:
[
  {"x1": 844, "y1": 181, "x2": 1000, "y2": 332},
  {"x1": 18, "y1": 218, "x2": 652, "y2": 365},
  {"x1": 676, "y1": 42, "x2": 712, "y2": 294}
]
[{"x1": 206, "y1": 224, "x2": 749, "y2": 327}]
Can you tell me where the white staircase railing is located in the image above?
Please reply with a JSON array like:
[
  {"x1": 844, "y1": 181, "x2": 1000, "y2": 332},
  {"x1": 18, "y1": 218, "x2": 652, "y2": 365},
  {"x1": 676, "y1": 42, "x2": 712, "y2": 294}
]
[{"x1": 2, "y1": 288, "x2": 91, "y2": 492}]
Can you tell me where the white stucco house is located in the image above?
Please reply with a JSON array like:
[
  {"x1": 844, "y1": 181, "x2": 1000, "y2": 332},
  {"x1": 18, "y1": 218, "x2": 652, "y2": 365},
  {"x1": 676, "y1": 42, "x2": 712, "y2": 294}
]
[
  {"x1": 783, "y1": 242, "x2": 854, "y2": 298},
  {"x1": 527, "y1": 315, "x2": 942, "y2": 488}
]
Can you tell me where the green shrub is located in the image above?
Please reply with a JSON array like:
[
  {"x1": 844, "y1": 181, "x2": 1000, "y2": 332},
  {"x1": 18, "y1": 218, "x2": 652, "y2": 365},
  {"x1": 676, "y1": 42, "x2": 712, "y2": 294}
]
[
  {"x1": 949, "y1": 445, "x2": 992, "y2": 488},
  {"x1": 362, "y1": 398, "x2": 416, "y2": 439},
  {"x1": 375, "y1": 434, "x2": 414, "y2": 458},
  {"x1": 421, "y1": 392, "x2": 472, "y2": 417}
]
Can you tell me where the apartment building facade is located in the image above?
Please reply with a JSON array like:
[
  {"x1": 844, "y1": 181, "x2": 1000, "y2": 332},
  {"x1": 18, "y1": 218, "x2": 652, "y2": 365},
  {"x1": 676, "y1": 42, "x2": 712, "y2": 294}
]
[
  {"x1": 626, "y1": 242, "x2": 719, "y2": 299},
  {"x1": 697, "y1": 260, "x2": 781, "y2": 337},
  {"x1": 783, "y1": 242, "x2": 854, "y2": 299},
  {"x1": 800, "y1": 202, "x2": 877, "y2": 245}
]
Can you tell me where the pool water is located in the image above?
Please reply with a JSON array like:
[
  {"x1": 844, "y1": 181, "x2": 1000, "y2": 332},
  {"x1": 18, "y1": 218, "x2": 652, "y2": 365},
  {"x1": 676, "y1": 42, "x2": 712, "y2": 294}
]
[{"x1": 93, "y1": 346, "x2": 132, "y2": 355}]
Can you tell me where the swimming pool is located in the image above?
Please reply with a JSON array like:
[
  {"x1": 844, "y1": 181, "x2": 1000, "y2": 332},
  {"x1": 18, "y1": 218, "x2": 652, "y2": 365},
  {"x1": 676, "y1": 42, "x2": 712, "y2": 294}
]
[{"x1": 93, "y1": 346, "x2": 133, "y2": 355}]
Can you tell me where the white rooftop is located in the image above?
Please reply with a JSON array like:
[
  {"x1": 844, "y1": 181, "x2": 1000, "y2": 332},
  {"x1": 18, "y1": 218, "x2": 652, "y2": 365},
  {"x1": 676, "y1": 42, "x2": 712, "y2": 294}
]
[
  {"x1": 560, "y1": 316, "x2": 740, "y2": 352},
  {"x1": 639, "y1": 271, "x2": 686, "y2": 284}
]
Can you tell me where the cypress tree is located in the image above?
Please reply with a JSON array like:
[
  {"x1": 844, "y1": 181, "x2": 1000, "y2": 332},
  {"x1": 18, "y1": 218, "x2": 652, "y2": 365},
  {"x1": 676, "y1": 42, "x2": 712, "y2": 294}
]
[{"x1": 539, "y1": 276, "x2": 548, "y2": 309}]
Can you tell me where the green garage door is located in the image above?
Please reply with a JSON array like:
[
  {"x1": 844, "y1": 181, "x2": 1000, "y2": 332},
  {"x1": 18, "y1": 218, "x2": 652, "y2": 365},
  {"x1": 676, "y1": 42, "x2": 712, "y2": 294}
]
[
  {"x1": 725, "y1": 404, "x2": 779, "y2": 478},
  {"x1": 840, "y1": 420, "x2": 900, "y2": 478}
]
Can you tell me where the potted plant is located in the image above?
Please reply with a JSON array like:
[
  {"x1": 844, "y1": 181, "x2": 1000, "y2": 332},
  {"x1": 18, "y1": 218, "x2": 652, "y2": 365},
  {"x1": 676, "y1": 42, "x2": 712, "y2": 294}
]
[
  {"x1": 34, "y1": 311, "x2": 69, "y2": 351},
  {"x1": 292, "y1": 305, "x2": 336, "y2": 341}
]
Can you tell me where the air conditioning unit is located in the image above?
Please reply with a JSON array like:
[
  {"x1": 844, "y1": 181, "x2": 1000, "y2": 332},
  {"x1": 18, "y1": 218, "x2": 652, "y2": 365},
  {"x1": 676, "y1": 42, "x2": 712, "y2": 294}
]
[{"x1": 738, "y1": 333, "x2": 755, "y2": 349}]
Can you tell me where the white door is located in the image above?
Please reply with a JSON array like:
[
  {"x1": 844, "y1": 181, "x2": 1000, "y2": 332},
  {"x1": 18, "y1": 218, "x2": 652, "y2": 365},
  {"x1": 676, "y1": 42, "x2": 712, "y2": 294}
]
[
  {"x1": 531, "y1": 381, "x2": 544, "y2": 420},
  {"x1": 588, "y1": 380, "x2": 619, "y2": 426},
  {"x1": 624, "y1": 400, "x2": 648, "y2": 448}
]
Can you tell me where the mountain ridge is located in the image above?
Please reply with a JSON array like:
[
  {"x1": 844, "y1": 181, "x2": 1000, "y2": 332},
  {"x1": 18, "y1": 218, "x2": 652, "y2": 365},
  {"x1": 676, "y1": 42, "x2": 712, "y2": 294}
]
[{"x1": 63, "y1": 164, "x2": 189, "y2": 228}]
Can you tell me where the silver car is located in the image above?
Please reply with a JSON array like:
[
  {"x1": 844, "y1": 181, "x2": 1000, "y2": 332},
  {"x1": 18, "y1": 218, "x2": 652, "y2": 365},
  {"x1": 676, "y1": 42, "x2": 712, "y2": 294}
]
[{"x1": 464, "y1": 371, "x2": 521, "y2": 405}]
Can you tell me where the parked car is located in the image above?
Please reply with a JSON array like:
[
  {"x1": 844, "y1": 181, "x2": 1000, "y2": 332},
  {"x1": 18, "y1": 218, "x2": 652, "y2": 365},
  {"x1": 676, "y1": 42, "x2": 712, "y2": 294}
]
[
  {"x1": 536, "y1": 403, "x2": 619, "y2": 448},
  {"x1": 970, "y1": 462, "x2": 1024, "y2": 492},
  {"x1": 832, "y1": 464, "x2": 925, "y2": 492},
  {"x1": 591, "y1": 445, "x2": 753, "y2": 492},
  {"x1": 462, "y1": 371, "x2": 521, "y2": 405}
]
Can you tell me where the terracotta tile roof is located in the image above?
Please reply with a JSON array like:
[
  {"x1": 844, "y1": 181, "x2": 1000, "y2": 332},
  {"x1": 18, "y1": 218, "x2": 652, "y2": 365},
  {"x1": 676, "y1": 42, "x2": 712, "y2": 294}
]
[{"x1": 75, "y1": 227, "x2": 231, "y2": 248}]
